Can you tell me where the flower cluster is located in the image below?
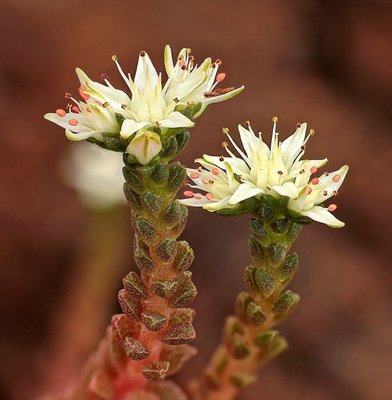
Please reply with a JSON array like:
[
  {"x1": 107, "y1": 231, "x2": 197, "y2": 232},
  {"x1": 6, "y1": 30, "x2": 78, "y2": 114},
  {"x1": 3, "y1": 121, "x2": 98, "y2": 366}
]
[
  {"x1": 44, "y1": 46, "x2": 243, "y2": 164},
  {"x1": 180, "y1": 119, "x2": 348, "y2": 228}
]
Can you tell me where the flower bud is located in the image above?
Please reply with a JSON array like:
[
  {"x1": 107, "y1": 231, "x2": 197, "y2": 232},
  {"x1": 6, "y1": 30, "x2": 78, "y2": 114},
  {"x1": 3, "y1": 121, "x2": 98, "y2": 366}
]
[{"x1": 126, "y1": 129, "x2": 162, "y2": 165}]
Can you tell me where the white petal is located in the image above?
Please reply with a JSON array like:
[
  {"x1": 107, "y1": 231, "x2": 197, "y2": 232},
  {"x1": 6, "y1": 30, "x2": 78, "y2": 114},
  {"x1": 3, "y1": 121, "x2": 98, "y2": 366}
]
[
  {"x1": 164, "y1": 45, "x2": 174, "y2": 76},
  {"x1": 65, "y1": 129, "x2": 103, "y2": 142},
  {"x1": 199, "y1": 155, "x2": 226, "y2": 170},
  {"x1": 226, "y1": 132, "x2": 249, "y2": 164},
  {"x1": 301, "y1": 206, "x2": 345, "y2": 228},
  {"x1": 76, "y1": 68, "x2": 130, "y2": 107},
  {"x1": 228, "y1": 183, "x2": 263, "y2": 205},
  {"x1": 134, "y1": 52, "x2": 159, "y2": 90},
  {"x1": 293, "y1": 158, "x2": 328, "y2": 186},
  {"x1": 224, "y1": 162, "x2": 241, "y2": 192},
  {"x1": 308, "y1": 165, "x2": 349, "y2": 204},
  {"x1": 223, "y1": 156, "x2": 251, "y2": 177},
  {"x1": 126, "y1": 130, "x2": 162, "y2": 165},
  {"x1": 194, "y1": 86, "x2": 244, "y2": 118},
  {"x1": 205, "y1": 195, "x2": 233, "y2": 211},
  {"x1": 272, "y1": 182, "x2": 300, "y2": 198},
  {"x1": 120, "y1": 120, "x2": 150, "y2": 139},
  {"x1": 238, "y1": 124, "x2": 259, "y2": 161},
  {"x1": 45, "y1": 112, "x2": 87, "y2": 133},
  {"x1": 158, "y1": 111, "x2": 194, "y2": 128},
  {"x1": 281, "y1": 123, "x2": 307, "y2": 166}
]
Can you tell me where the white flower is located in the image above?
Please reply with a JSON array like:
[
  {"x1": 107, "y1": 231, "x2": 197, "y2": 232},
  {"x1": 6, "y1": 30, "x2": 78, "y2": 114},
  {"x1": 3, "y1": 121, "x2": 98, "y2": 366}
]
[
  {"x1": 44, "y1": 100, "x2": 120, "y2": 142},
  {"x1": 180, "y1": 119, "x2": 349, "y2": 228},
  {"x1": 163, "y1": 46, "x2": 244, "y2": 119},
  {"x1": 45, "y1": 46, "x2": 244, "y2": 150},
  {"x1": 287, "y1": 164, "x2": 348, "y2": 227},
  {"x1": 126, "y1": 129, "x2": 162, "y2": 165},
  {"x1": 62, "y1": 142, "x2": 125, "y2": 210}
]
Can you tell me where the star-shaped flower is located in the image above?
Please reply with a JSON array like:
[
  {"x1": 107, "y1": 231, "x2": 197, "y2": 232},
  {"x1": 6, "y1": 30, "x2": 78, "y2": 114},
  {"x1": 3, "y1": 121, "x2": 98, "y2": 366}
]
[
  {"x1": 180, "y1": 119, "x2": 348, "y2": 228},
  {"x1": 45, "y1": 46, "x2": 244, "y2": 156}
]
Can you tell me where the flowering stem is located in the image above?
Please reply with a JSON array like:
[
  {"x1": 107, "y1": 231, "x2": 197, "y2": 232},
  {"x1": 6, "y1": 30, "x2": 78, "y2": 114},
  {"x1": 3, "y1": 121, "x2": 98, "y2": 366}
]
[
  {"x1": 112, "y1": 152, "x2": 197, "y2": 384},
  {"x1": 199, "y1": 203, "x2": 302, "y2": 400}
]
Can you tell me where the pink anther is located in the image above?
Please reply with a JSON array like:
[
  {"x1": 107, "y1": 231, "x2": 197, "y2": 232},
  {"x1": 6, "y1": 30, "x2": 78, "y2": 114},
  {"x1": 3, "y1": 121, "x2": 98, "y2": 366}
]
[
  {"x1": 184, "y1": 190, "x2": 194, "y2": 197},
  {"x1": 216, "y1": 73, "x2": 226, "y2": 82},
  {"x1": 332, "y1": 174, "x2": 341, "y2": 183},
  {"x1": 206, "y1": 193, "x2": 214, "y2": 200},
  {"x1": 56, "y1": 109, "x2": 66, "y2": 117}
]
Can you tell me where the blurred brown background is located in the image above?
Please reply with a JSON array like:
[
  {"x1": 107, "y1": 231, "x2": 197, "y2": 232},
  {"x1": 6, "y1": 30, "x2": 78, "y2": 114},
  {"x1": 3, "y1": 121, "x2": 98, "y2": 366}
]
[{"x1": 1, "y1": 0, "x2": 392, "y2": 399}]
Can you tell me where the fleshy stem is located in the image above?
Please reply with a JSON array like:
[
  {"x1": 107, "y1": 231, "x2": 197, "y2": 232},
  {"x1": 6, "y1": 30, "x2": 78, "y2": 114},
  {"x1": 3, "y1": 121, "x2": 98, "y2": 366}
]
[
  {"x1": 196, "y1": 200, "x2": 302, "y2": 400},
  {"x1": 112, "y1": 130, "x2": 198, "y2": 384}
]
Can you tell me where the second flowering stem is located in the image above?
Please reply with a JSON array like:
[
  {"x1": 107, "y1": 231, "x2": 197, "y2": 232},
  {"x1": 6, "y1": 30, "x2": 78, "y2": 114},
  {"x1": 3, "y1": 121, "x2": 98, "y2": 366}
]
[{"x1": 199, "y1": 200, "x2": 302, "y2": 400}]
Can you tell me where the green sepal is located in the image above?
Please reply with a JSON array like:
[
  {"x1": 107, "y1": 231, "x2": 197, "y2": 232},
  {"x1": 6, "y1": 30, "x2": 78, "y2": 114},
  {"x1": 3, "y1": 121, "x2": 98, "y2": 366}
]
[
  {"x1": 244, "y1": 265, "x2": 259, "y2": 292},
  {"x1": 253, "y1": 330, "x2": 279, "y2": 348},
  {"x1": 152, "y1": 280, "x2": 179, "y2": 299},
  {"x1": 142, "y1": 312, "x2": 167, "y2": 331},
  {"x1": 179, "y1": 102, "x2": 202, "y2": 120},
  {"x1": 254, "y1": 268, "x2": 276, "y2": 297},
  {"x1": 164, "y1": 201, "x2": 184, "y2": 227},
  {"x1": 235, "y1": 291, "x2": 253, "y2": 321},
  {"x1": 272, "y1": 290, "x2": 300, "y2": 314},
  {"x1": 123, "y1": 336, "x2": 150, "y2": 360},
  {"x1": 101, "y1": 131, "x2": 128, "y2": 152},
  {"x1": 123, "y1": 184, "x2": 142, "y2": 210},
  {"x1": 173, "y1": 241, "x2": 194, "y2": 272},
  {"x1": 135, "y1": 216, "x2": 158, "y2": 245},
  {"x1": 161, "y1": 135, "x2": 179, "y2": 159},
  {"x1": 176, "y1": 131, "x2": 191, "y2": 154},
  {"x1": 168, "y1": 162, "x2": 186, "y2": 192},
  {"x1": 267, "y1": 243, "x2": 286, "y2": 264},
  {"x1": 162, "y1": 320, "x2": 196, "y2": 345},
  {"x1": 249, "y1": 237, "x2": 264, "y2": 262},
  {"x1": 245, "y1": 302, "x2": 265, "y2": 326},
  {"x1": 171, "y1": 272, "x2": 197, "y2": 307},
  {"x1": 134, "y1": 239, "x2": 154, "y2": 273},
  {"x1": 226, "y1": 332, "x2": 249, "y2": 359},
  {"x1": 142, "y1": 361, "x2": 170, "y2": 381},
  {"x1": 122, "y1": 166, "x2": 144, "y2": 193},
  {"x1": 280, "y1": 253, "x2": 299, "y2": 281},
  {"x1": 270, "y1": 218, "x2": 290, "y2": 234},
  {"x1": 115, "y1": 112, "x2": 125, "y2": 126},
  {"x1": 229, "y1": 372, "x2": 256, "y2": 388},
  {"x1": 264, "y1": 335, "x2": 288, "y2": 359},
  {"x1": 141, "y1": 192, "x2": 162, "y2": 214},
  {"x1": 250, "y1": 219, "x2": 267, "y2": 241},
  {"x1": 156, "y1": 238, "x2": 178, "y2": 263},
  {"x1": 118, "y1": 289, "x2": 141, "y2": 320},
  {"x1": 123, "y1": 271, "x2": 147, "y2": 298},
  {"x1": 151, "y1": 163, "x2": 169, "y2": 184}
]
